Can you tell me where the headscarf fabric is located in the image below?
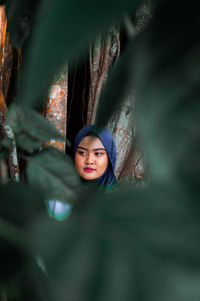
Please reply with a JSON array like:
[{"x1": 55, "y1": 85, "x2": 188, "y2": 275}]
[{"x1": 74, "y1": 125, "x2": 117, "y2": 189}]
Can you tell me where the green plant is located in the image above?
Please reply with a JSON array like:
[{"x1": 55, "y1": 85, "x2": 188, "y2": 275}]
[{"x1": 0, "y1": 0, "x2": 200, "y2": 300}]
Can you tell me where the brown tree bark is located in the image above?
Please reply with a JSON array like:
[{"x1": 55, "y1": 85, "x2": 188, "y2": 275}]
[
  {"x1": 87, "y1": 27, "x2": 141, "y2": 181},
  {"x1": 0, "y1": 5, "x2": 20, "y2": 182},
  {"x1": 44, "y1": 67, "x2": 68, "y2": 152},
  {"x1": 87, "y1": 28, "x2": 120, "y2": 124}
]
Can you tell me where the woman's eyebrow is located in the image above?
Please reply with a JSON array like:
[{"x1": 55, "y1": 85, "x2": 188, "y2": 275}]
[
  {"x1": 77, "y1": 146, "x2": 106, "y2": 151},
  {"x1": 77, "y1": 146, "x2": 88, "y2": 150},
  {"x1": 93, "y1": 148, "x2": 106, "y2": 151}
]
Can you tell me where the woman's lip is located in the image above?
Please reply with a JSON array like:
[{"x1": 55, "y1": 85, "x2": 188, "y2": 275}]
[{"x1": 84, "y1": 168, "x2": 95, "y2": 173}]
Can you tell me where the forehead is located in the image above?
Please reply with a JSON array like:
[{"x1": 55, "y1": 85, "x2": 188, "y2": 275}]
[{"x1": 78, "y1": 136, "x2": 105, "y2": 149}]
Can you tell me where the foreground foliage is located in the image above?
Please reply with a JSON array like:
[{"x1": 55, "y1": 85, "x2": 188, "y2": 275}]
[{"x1": 0, "y1": 0, "x2": 200, "y2": 300}]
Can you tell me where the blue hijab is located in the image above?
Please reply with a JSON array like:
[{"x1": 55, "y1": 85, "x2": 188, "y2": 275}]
[{"x1": 74, "y1": 125, "x2": 117, "y2": 189}]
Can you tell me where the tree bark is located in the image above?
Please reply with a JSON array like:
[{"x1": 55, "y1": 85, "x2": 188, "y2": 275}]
[
  {"x1": 87, "y1": 28, "x2": 120, "y2": 124},
  {"x1": 0, "y1": 5, "x2": 20, "y2": 182},
  {"x1": 87, "y1": 27, "x2": 139, "y2": 181},
  {"x1": 44, "y1": 66, "x2": 68, "y2": 152}
]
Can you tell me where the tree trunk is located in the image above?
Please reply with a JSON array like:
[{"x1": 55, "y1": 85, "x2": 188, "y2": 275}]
[
  {"x1": 44, "y1": 66, "x2": 68, "y2": 152},
  {"x1": 0, "y1": 5, "x2": 20, "y2": 182}
]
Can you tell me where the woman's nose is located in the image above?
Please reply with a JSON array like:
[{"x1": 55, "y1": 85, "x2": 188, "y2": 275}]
[{"x1": 85, "y1": 153, "x2": 94, "y2": 164}]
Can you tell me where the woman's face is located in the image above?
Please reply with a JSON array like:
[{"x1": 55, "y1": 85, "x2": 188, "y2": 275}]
[{"x1": 75, "y1": 136, "x2": 108, "y2": 180}]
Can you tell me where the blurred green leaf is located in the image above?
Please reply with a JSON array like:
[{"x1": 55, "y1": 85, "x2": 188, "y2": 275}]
[
  {"x1": 133, "y1": 1, "x2": 200, "y2": 184},
  {"x1": 0, "y1": 151, "x2": 7, "y2": 160},
  {"x1": 0, "y1": 137, "x2": 13, "y2": 159},
  {"x1": 0, "y1": 240, "x2": 52, "y2": 301},
  {"x1": 0, "y1": 183, "x2": 45, "y2": 230},
  {"x1": 6, "y1": 104, "x2": 64, "y2": 153},
  {"x1": 0, "y1": 183, "x2": 50, "y2": 301},
  {"x1": 19, "y1": 0, "x2": 141, "y2": 108},
  {"x1": 0, "y1": 136, "x2": 14, "y2": 150},
  {"x1": 96, "y1": 39, "x2": 135, "y2": 127},
  {"x1": 5, "y1": 0, "x2": 45, "y2": 48},
  {"x1": 27, "y1": 147, "x2": 81, "y2": 202},
  {"x1": 30, "y1": 185, "x2": 200, "y2": 301}
]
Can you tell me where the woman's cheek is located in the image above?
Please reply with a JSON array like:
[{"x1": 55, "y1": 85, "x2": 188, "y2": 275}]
[{"x1": 75, "y1": 155, "x2": 82, "y2": 170}]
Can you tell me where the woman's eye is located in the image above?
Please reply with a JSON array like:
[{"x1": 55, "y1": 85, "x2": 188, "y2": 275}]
[
  {"x1": 78, "y1": 151, "x2": 86, "y2": 156},
  {"x1": 95, "y1": 152, "x2": 104, "y2": 156}
]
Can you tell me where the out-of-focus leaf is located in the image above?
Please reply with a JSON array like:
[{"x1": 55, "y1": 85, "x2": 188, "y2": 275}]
[
  {"x1": 95, "y1": 39, "x2": 134, "y2": 128},
  {"x1": 7, "y1": 257, "x2": 53, "y2": 301},
  {"x1": 0, "y1": 183, "x2": 49, "y2": 301},
  {"x1": 5, "y1": 0, "x2": 45, "y2": 47},
  {"x1": 0, "y1": 137, "x2": 13, "y2": 159},
  {"x1": 0, "y1": 136, "x2": 14, "y2": 150},
  {"x1": 0, "y1": 238, "x2": 52, "y2": 301},
  {"x1": 0, "y1": 183, "x2": 45, "y2": 229},
  {"x1": 30, "y1": 185, "x2": 200, "y2": 301},
  {"x1": 27, "y1": 147, "x2": 81, "y2": 203},
  {"x1": 19, "y1": 0, "x2": 142, "y2": 108},
  {"x1": 133, "y1": 0, "x2": 200, "y2": 184},
  {"x1": 0, "y1": 150, "x2": 7, "y2": 160},
  {"x1": 6, "y1": 104, "x2": 64, "y2": 153}
]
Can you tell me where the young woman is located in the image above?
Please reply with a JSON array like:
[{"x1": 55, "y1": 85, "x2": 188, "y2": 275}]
[
  {"x1": 74, "y1": 125, "x2": 117, "y2": 191},
  {"x1": 48, "y1": 125, "x2": 116, "y2": 220}
]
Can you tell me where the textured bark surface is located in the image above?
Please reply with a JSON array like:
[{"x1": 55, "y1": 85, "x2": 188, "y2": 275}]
[
  {"x1": 87, "y1": 28, "x2": 140, "y2": 181},
  {"x1": 87, "y1": 28, "x2": 120, "y2": 124},
  {"x1": 135, "y1": 0, "x2": 154, "y2": 32},
  {"x1": 107, "y1": 96, "x2": 134, "y2": 179},
  {"x1": 108, "y1": 9, "x2": 151, "y2": 182},
  {"x1": 1, "y1": 27, "x2": 14, "y2": 100},
  {"x1": 0, "y1": 6, "x2": 19, "y2": 181},
  {"x1": 0, "y1": 117, "x2": 20, "y2": 181},
  {"x1": 44, "y1": 68, "x2": 68, "y2": 152}
]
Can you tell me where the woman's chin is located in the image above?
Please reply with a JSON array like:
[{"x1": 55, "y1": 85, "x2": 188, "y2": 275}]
[{"x1": 82, "y1": 174, "x2": 97, "y2": 180}]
